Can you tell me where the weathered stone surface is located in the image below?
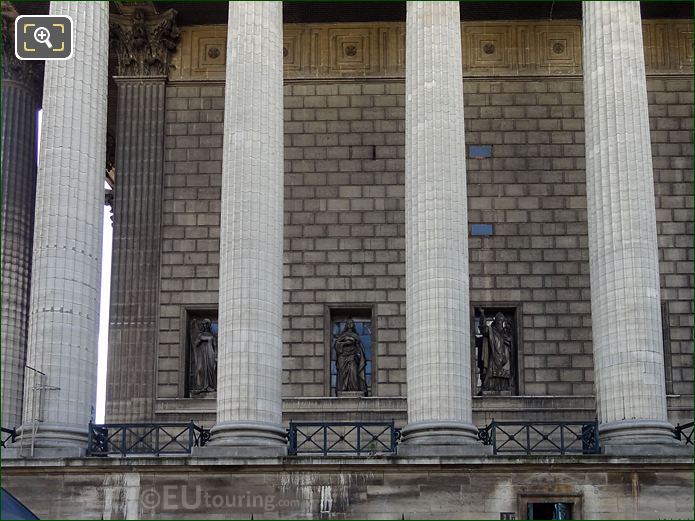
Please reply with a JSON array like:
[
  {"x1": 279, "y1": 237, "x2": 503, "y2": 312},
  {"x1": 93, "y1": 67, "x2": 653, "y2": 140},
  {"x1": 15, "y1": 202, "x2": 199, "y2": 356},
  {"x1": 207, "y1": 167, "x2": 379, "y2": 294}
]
[
  {"x1": 106, "y1": 78, "x2": 167, "y2": 423},
  {"x1": 583, "y1": 1, "x2": 675, "y2": 448},
  {"x1": 401, "y1": 1, "x2": 478, "y2": 448},
  {"x1": 19, "y1": 1, "x2": 108, "y2": 448},
  {"x1": 2, "y1": 458, "x2": 693, "y2": 519},
  {"x1": 210, "y1": 1, "x2": 285, "y2": 450},
  {"x1": 1, "y1": 8, "x2": 42, "y2": 429}
]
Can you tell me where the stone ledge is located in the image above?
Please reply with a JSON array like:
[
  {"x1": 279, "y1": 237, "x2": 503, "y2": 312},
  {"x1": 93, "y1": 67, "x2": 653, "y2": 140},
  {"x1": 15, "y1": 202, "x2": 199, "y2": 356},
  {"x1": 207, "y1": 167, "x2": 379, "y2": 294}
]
[
  {"x1": 2, "y1": 453, "x2": 692, "y2": 470},
  {"x1": 153, "y1": 395, "x2": 692, "y2": 425}
]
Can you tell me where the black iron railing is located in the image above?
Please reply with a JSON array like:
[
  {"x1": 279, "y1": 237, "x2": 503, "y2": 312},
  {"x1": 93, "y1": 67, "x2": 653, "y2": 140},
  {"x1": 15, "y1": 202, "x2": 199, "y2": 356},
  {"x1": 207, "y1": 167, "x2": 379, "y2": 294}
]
[
  {"x1": 478, "y1": 420, "x2": 600, "y2": 455},
  {"x1": 1, "y1": 427, "x2": 17, "y2": 448},
  {"x1": 674, "y1": 421, "x2": 694, "y2": 446},
  {"x1": 287, "y1": 421, "x2": 400, "y2": 456},
  {"x1": 87, "y1": 422, "x2": 210, "y2": 456}
]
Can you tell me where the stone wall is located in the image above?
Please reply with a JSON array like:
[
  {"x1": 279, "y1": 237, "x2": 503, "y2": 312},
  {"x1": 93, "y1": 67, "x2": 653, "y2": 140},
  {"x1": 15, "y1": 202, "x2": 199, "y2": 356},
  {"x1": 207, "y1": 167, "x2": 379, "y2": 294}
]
[
  {"x1": 158, "y1": 84, "x2": 224, "y2": 400},
  {"x1": 466, "y1": 75, "x2": 695, "y2": 397},
  {"x1": 152, "y1": 74, "x2": 693, "y2": 421},
  {"x1": 3, "y1": 458, "x2": 693, "y2": 520},
  {"x1": 281, "y1": 82, "x2": 407, "y2": 398},
  {"x1": 649, "y1": 77, "x2": 694, "y2": 397},
  {"x1": 465, "y1": 78, "x2": 591, "y2": 397}
]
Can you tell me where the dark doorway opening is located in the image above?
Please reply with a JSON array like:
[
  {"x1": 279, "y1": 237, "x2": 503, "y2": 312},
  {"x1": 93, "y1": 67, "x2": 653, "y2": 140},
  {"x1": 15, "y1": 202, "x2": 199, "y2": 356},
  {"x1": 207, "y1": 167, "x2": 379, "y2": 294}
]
[{"x1": 527, "y1": 502, "x2": 573, "y2": 520}]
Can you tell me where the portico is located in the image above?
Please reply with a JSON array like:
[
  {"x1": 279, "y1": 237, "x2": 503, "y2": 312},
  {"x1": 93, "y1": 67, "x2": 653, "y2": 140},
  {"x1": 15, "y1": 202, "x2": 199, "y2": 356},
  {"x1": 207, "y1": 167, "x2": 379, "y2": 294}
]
[{"x1": 0, "y1": 1, "x2": 690, "y2": 458}]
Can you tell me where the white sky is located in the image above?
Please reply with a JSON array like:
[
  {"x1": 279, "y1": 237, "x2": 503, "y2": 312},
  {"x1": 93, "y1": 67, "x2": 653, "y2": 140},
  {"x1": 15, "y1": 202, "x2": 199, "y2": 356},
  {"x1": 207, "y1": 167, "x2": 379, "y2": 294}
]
[
  {"x1": 97, "y1": 203, "x2": 112, "y2": 423},
  {"x1": 37, "y1": 110, "x2": 111, "y2": 424}
]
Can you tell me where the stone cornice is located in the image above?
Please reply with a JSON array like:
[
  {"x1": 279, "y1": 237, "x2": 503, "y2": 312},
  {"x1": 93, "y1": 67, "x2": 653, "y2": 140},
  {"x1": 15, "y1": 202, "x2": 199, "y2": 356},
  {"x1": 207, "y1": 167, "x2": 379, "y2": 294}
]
[
  {"x1": 109, "y1": 7, "x2": 180, "y2": 77},
  {"x1": 170, "y1": 20, "x2": 694, "y2": 81}
]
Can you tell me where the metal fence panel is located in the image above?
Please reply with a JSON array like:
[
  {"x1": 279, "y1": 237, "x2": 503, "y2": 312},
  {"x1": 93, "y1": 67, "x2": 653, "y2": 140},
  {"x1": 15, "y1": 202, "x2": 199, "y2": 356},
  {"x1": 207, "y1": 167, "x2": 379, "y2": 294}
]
[
  {"x1": 287, "y1": 421, "x2": 399, "y2": 456},
  {"x1": 478, "y1": 421, "x2": 600, "y2": 455},
  {"x1": 87, "y1": 422, "x2": 209, "y2": 456}
]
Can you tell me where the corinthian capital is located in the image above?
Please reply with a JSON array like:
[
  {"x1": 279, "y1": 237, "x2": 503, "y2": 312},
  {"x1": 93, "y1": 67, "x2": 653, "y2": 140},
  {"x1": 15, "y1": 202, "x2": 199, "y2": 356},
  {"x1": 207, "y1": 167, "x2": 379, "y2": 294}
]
[
  {"x1": 109, "y1": 7, "x2": 179, "y2": 77},
  {"x1": 2, "y1": 4, "x2": 43, "y2": 93}
]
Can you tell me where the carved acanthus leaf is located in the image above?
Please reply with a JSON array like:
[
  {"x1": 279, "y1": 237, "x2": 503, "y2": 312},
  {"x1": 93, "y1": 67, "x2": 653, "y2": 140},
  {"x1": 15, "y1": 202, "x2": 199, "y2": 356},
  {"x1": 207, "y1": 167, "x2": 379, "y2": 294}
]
[
  {"x1": 109, "y1": 8, "x2": 180, "y2": 77},
  {"x1": 2, "y1": 7, "x2": 43, "y2": 93}
]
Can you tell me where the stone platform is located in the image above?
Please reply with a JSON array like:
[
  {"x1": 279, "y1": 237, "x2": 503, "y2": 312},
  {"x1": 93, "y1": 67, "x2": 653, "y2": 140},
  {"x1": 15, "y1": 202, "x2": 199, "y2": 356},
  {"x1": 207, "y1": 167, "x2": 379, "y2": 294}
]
[{"x1": 2, "y1": 454, "x2": 692, "y2": 519}]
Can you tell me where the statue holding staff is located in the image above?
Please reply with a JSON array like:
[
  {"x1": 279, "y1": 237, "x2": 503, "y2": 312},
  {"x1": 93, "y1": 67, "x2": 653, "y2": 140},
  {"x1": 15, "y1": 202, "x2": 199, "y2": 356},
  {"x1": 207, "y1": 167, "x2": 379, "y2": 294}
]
[{"x1": 476, "y1": 309, "x2": 512, "y2": 393}]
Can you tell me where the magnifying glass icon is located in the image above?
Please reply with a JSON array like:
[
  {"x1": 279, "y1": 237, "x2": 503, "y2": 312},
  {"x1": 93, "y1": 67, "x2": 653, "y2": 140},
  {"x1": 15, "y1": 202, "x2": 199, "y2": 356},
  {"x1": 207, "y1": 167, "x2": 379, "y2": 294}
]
[{"x1": 34, "y1": 26, "x2": 53, "y2": 49}]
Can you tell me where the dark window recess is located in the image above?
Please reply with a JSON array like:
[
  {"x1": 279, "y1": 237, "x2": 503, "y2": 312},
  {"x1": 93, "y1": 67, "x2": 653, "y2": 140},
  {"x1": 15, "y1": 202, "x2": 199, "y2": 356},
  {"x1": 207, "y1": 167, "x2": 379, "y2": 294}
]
[
  {"x1": 330, "y1": 309, "x2": 373, "y2": 397},
  {"x1": 185, "y1": 310, "x2": 219, "y2": 398},
  {"x1": 527, "y1": 502, "x2": 573, "y2": 520},
  {"x1": 469, "y1": 144, "x2": 492, "y2": 158},
  {"x1": 473, "y1": 306, "x2": 518, "y2": 395},
  {"x1": 471, "y1": 223, "x2": 494, "y2": 236}
]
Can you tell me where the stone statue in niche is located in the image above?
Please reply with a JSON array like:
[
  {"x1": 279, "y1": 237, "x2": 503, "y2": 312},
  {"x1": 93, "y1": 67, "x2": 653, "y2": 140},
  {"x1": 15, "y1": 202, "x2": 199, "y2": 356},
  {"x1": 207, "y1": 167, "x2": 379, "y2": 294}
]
[
  {"x1": 189, "y1": 318, "x2": 217, "y2": 394},
  {"x1": 475, "y1": 308, "x2": 513, "y2": 394},
  {"x1": 333, "y1": 319, "x2": 368, "y2": 395}
]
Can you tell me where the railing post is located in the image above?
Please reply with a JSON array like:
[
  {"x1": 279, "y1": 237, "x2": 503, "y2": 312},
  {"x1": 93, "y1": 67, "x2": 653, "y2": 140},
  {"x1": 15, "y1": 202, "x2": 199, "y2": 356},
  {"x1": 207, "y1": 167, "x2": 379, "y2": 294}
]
[
  {"x1": 526, "y1": 424, "x2": 531, "y2": 455},
  {"x1": 188, "y1": 421, "x2": 194, "y2": 454},
  {"x1": 357, "y1": 424, "x2": 361, "y2": 455},
  {"x1": 155, "y1": 425, "x2": 160, "y2": 456},
  {"x1": 87, "y1": 421, "x2": 93, "y2": 456},
  {"x1": 560, "y1": 422, "x2": 565, "y2": 455},
  {"x1": 492, "y1": 420, "x2": 497, "y2": 455},
  {"x1": 121, "y1": 427, "x2": 127, "y2": 457},
  {"x1": 323, "y1": 425, "x2": 328, "y2": 456},
  {"x1": 287, "y1": 421, "x2": 296, "y2": 455}
]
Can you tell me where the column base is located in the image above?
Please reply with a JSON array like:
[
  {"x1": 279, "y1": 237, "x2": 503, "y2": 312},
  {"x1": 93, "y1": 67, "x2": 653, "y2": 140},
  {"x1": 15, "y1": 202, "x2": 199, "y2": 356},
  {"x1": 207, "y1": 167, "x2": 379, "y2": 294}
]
[
  {"x1": 600, "y1": 419, "x2": 691, "y2": 456},
  {"x1": 1, "y1": 446, "x2": 86, "y2": 459},
  {"x1": 15, "y1": 422, "x2": 88, "y2": 448},
  {"x1": 398, "y1": 421, "x2": 492, "y2": 456},
  {"x1": 8, "y1": 423, "x2": 88, "y2": 458},
  {"x1": 195, "y1": 421, "x2": 287, "y2": 458}
]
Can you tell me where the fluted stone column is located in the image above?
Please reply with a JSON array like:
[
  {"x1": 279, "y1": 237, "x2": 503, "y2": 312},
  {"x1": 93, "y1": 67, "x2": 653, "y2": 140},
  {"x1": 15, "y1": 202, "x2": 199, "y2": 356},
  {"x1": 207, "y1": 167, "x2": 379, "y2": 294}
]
[
  {"x1": 583, "y1": 2, "x2": 682, "y2": 454},
  {"x1": 1, "y1": 12, "x2": 42, "y2": 429},
  {"x1": 400, "y1": 1, "x2": 483, "y2": 455},
  {"x1": 206, "y1": 1, "x2": 285, "y2": 455},
  {"x1": 17, "y1": 2, "x2": 108, "y2": 453},
  {"x1": 105, "y1": 8, "x2": 179, "y2": 423}
]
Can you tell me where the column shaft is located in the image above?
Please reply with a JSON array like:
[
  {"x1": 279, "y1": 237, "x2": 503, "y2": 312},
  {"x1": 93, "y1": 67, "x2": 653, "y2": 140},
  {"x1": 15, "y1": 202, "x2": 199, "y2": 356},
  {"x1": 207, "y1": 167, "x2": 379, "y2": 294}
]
[
  {"x1": 583, "y1": 1, "x2": 676, "y2": 450},
  {"x1": 105, "y1": 79, "x2": 166, "y2": 422},
  {"x1": 19, "y1": 2, "x2": 108, "y2": 451},
  {"x1": 400, "y1": 1, "x2": 481, "y2": 454},
  {"x1": 209, "y1": 1, "x2": 285, "y2": 454},
  {"x1": 1, "y1": 71, "x2": 41, "y2": 428}
]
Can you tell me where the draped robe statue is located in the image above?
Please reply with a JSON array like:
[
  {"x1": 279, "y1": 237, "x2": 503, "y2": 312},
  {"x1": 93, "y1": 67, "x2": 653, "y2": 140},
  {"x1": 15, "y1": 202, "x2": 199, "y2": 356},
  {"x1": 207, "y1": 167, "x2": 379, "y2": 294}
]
[
  {"x1": 334, "y1": 319, "x2": 368, "y2": 395},
  {"x1": 190, "y1": 318, "x2": 217, "y2": 393},
  {"x1": 476, "y1": 310, "x2": 512, "y2": 393}
]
